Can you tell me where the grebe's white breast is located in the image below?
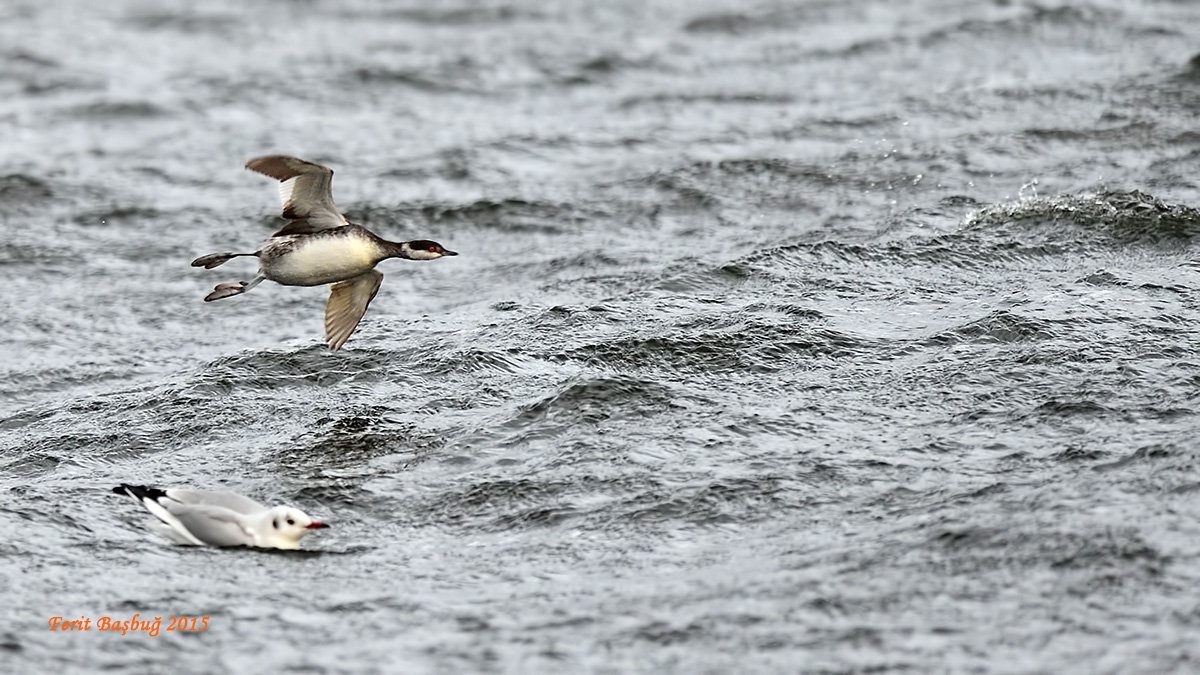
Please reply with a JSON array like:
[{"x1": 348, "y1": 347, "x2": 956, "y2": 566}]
[{"x1": 260, "y1": 228, "x2": 382, "y2": 287}]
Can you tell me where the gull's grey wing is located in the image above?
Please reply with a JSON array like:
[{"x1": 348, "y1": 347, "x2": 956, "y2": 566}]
[
  {"x1": 166, "y1": 504, "x2": 254, "y2": 547},
  {"x1": 245, "y1": 155, "x2": 349, "y2": 236},
  {"x1": 164, "y1": 488, "x2": 267, "y2": 515},
  {"x1": 325, "y1": 269, "x2": 384, "y2": 351}
]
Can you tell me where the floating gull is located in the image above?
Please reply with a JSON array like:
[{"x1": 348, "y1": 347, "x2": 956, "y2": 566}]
[{"x1": 112, "y1": 483, "x2": 328, "y2": 549}]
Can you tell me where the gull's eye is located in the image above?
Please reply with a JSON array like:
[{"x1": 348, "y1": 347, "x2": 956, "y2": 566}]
[
  {"x1": 272, "y1": 519, "x2": 279, "y2": 529},
  {"x1": 286, "y1": 518, "x2": 295, "y2": 526}
]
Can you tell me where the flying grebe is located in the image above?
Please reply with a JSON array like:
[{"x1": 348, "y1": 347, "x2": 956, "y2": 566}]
[{"x1": 191, "y1": 155, "x2": 457, "y2": 350}]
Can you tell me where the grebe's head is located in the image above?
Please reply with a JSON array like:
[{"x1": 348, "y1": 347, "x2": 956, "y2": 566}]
[{"x1": 400, "y1": 240, "x2": 458, "y2": 261}]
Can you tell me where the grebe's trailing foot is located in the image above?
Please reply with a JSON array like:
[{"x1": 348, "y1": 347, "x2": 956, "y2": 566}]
[
  {"x1": 203, "y1": 276, "x2": 265, "y2": 302},
  {"x1": 192, "y1": 252, "x2": 255, "y2": 269},
  {"x1": 191, "y1": 155, "x2": 457, "y2": 350}
]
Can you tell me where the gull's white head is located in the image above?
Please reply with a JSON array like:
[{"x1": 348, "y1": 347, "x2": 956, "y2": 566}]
[{"x1": 260, "y1": 506, "x2": 328, "y2": 550}]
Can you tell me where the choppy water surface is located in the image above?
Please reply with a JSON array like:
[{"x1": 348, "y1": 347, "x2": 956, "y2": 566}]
[{"x1": 4, "y1": 0, "x2": 1200, "y2": 672}]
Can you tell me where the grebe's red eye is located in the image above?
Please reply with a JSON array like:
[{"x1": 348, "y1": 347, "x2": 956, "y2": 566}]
[{"x1": 428, "y1": 245, "x2": 438, "y2": 252}]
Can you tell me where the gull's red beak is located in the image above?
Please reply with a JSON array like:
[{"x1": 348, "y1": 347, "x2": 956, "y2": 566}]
[{"x1": 307, "y1": 522, "x2": 328, "y2": 529}]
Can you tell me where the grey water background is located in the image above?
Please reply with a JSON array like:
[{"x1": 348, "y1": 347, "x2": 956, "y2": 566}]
[{"x1": 3, "y1": 0, "x2": 1200, "y2": 672}]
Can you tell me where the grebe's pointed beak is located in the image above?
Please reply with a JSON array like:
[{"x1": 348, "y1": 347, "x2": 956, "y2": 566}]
[{"x1": 442, "y1": 249, "x2": 458, "y2": 256}]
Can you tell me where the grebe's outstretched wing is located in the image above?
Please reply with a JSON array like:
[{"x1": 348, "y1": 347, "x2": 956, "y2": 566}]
[
  {"x1": 246, "y1": 155, "x2": 350, "y2": 236},
  {"x1": 325, "y1": 269, "x2": 384, "y2": 351}
]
